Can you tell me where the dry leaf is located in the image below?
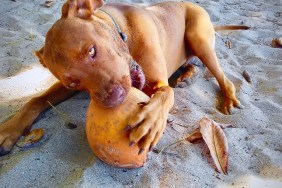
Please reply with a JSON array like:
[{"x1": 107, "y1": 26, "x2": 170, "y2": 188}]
[
  {"x1": 43, "y1": 0, "x2": 53, "y2": 8},
  {"x1": 185, "y1": 122, "x2": 233, "y2": 143},
  {"x1": 167, "y1": 117, "x2": 174, "y2": 124},
  {"x1": 242, "y1": 70, "x2": 252, "y2": 83},
  {"x1": 199, "y1": 117, "x2": 229, "y2": 175},
  {"x1": 16, "y1": 128, "x2": 44, "y2": 148},
  {"x1": 271, "y1": 38, "x2": 282, "y2": 48},
  {"x1": 225, "y1": 40, "x2": 232, "y2": 49},
  {"x1": 185, "y1": 128, "x2": 202, "y2": 143}
]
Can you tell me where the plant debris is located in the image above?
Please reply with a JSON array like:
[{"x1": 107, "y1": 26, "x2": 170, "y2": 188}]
[
  {"x1": 156, "y1": 117, "x2": 231, "y2": 174},
  {"x1": 16, "y1": 128, "x2": 44, "y2": 148},
  {"x1": 242, "y1": 70, "x2": 252, "y2": 83},
  {"x1": 47, "y1": 101, "x2": 77, "y2": 130},
  {"x1": 271, "y1": 38, "x2": 282, "y2": 48},
  {"x1": 225, "y1": 40, "x2": 232, "y2": 49},
  {"x1": 167, "y1": 117, "x2": 174, "y2": 124},
  {"x1": 199, "y1": 117, "x2": 229, "y2": 175},
  {"x1": 42, "y1": 0, "x2": 53, "y2": 8},
  {"x1": 185, "y1": 128, "x2": 202, "y2": 143},
  {"x1": 66, "y1": 122, "x2": 77, "y2": 129}
]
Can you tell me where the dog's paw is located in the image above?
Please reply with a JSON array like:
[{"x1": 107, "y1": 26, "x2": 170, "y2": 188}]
[
  {"x1": 176, "y1": 78, "x2": 193, "y2": 88},
  {"x1": 0, "y1": 120, "x2": 23, "y2": 156},
  {"x1": 128, "y1": 109, "x2": 167, "y2": 155},
  {"x1": 221, "y1": 96, "x2": 244, "y2": 115},
  {"x1": 127, "y1": 86, "x2": 174, "y2": 154}
]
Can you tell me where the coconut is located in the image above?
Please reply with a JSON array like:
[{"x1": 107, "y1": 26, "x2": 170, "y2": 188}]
[{"x1": 86, "y1": 87, "x2": 150, "y2": 168}]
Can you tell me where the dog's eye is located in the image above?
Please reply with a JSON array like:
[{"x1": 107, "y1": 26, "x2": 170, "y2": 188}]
[
  {"x1": 68, "y1": 82, "x2": 77, "y2": 89},
  {"x1": 88, "y1": 46, "x2": 96, "y2": 58}
]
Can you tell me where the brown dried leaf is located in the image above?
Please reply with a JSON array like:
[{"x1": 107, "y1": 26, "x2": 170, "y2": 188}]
[
  {"x1": 199, "y1": 117, "x2": 229, "y2": 175},
  {"x1": 242, "y1": 70, "x2": 252, "y2": 83},
  {"x1": 185, "y1": 128, "x2": 202, "y2": 143},
  {"x1": 225, "y1": 40, "x2": 232, "y2": 49},
  {"x1": 271, "y1": 38, "x2": 282, "y2": 48},
  {"x1": 16, "y1": 128, "x2": 44, "y2": 148},
  {"x1": 43, "y1": 0, "x2": 53, "y2": 8},
  {"x1": 167, "y1": 117, "x2": 174, "y2": 124},
  {"x1": 185, "y1": 122, "x2": 233, "y2": 143}
]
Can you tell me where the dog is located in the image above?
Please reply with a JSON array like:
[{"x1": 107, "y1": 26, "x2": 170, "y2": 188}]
[{"x1": 0, "y1": 0, "x2": 248, "y2": 156}]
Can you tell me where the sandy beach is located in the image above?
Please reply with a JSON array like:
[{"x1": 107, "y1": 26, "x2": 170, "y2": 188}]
[{"x1": 0, "y1": 0, "x2": 281, "y2": 187}]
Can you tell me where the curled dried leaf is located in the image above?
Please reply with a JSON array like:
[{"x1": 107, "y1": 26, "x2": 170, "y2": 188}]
[
  {"x1": 225, "y1": 40, "x2": 232, "y2": 49},
  {"x1": 185, "y1": 121, "x2": 233, "y2": 143},
  {"x1": 42, "y1": 0, "x2": 53, "y2": 8},
  {"x1": 242, "y1": 70, "x2": 252, "y2": 83},
  {"x1": 271, "y1": 38, "x2": 282, "y2": 48},
  {"x1": 16, "y1": 128, "x2": 45, "y2": 148},
  {"x1": 167, "y1": 117, "x2": 174, "y2": 124},
  {"x1": 185, "y1": 128, "x2": 202, "y2": 143},
  {"x1": 199, "y1": 117, "x2": 229, "y2": 175}
]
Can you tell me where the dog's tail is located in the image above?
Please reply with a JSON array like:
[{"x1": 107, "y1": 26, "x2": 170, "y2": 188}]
[{"x1": 214, "y1": 25, "x2": 250, "y2": 31}]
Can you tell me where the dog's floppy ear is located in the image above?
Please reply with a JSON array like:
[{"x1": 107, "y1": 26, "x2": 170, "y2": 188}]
[
  {"x1": 34, "y1": 47, "x2": 46, "y2": 68},
  {"x1": 62, "y1": 0, "x2": 104, "y2": 19}
]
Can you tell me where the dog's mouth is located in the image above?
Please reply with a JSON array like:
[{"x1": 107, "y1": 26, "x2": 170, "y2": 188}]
[
  {"x1": 130, "y1": 61, "x2": 145, "y2": 90},
  {"x1": 92, "y1": 61, "x2": 144, "y2": 108},
  {"x1": 94, "y1": 84, "x2": 128, "y2": 108}
]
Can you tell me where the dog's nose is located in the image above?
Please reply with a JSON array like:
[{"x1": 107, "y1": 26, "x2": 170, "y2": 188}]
[{"x1": 102, "y1": 85, "x2": 127, "y2": 107}]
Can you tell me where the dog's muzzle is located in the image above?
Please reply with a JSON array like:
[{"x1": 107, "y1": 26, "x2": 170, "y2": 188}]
[{"x1": 94, "y1": 84, "x2": 128, "y2": 108}]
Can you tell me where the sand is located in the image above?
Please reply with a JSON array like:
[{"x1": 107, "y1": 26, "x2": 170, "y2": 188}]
[{"x1": 0, "y1": 0, "x2": 281, "y2": 187}]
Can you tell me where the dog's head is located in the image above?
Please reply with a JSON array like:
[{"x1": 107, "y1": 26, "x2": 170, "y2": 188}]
[{"x1": 35, "y1": 0, "x2": 145, "y2": 107}]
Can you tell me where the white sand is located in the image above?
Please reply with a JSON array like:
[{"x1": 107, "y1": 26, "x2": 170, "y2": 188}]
[{"x1": 0, "y1": 0, "x2": 281, "y2": 187}]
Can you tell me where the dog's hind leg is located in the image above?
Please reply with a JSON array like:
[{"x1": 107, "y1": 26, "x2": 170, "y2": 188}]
[{"x1": 184, "y1": 5, "x2": 243, "y2": 114}]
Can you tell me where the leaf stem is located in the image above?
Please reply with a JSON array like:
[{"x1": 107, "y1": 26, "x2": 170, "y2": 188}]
[
  {"x1": 47, "y1": 101, "x2": 71, "y2": 123},
  {"x1": 157, "y1": 128, "x2": 201, "y2": 154}
]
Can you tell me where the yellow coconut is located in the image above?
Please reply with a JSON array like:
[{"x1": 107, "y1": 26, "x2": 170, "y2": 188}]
[{"x1": 86, "y1": 87, "x2": 150, "y2": 168}]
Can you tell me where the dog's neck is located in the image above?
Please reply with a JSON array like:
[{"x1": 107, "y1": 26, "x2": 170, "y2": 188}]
[{"x1": 97, "y1": 9, "x2": 127, "y2": 42}]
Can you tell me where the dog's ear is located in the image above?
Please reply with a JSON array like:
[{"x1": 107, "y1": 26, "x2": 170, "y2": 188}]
[
  {"x1": 34, "y1": 47, "x2": 46, "y2": 68},
  {"x1": 62, "y1": 0, "x2": 104, "y2": 19}
]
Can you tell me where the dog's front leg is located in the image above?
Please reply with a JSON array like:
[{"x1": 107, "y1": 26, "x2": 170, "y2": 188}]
[
  {"x1": 128, "y1": 83, "x2": 174, "y2": 154},
  {"x1": 0, "y1": 82, "x2": 76, "y2": 155}
]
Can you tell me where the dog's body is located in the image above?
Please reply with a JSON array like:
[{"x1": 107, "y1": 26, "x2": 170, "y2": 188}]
[{"x1": 0, "y1": 0, "x2": 245, "y2": 156}]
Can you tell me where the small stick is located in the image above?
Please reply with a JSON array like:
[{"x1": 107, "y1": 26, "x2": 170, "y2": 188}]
[{"x1": 47, "y1": 101, "x2": 71, "y2": 124}]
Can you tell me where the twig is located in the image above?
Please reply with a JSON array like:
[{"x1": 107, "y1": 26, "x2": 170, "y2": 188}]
[
  {"x1": 156, "y1": 129, "x2": 201, "y2": 154},
  {"x1": 47, "y1": 101, "x2": 71, "y2": 123},
  {"x1": 156, "y1": 138, "x2": 185, "y2": 154}
]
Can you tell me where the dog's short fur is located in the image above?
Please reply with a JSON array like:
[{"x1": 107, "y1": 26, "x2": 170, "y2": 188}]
[{"x1": 0, "y1": 0, "x2": 246, "y2": 156}]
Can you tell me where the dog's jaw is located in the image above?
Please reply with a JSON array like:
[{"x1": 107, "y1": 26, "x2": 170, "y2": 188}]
[{"x1": 130, "y1": 61, "x2": 145, "y2": 90}]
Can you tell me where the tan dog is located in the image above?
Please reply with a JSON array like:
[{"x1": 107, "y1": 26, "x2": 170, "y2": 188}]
[{"x1": 0, "y1": 0, "x2": 247, "y2": 156}]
